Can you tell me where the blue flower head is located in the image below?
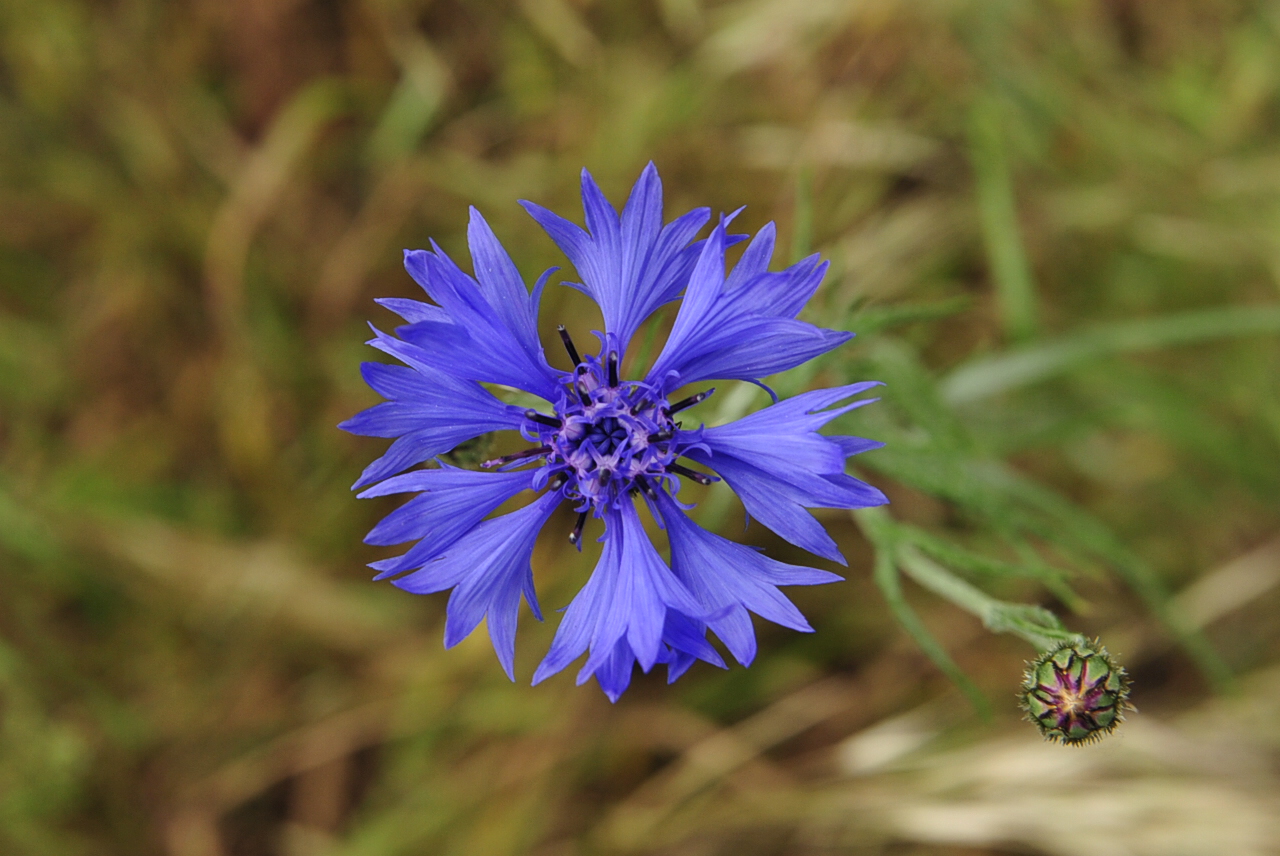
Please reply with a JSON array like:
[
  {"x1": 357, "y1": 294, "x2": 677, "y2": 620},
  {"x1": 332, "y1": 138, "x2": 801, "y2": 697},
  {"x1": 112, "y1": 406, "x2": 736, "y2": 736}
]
[{"x1": 342, "y1": 164, "x2": 888, "y2": 701}]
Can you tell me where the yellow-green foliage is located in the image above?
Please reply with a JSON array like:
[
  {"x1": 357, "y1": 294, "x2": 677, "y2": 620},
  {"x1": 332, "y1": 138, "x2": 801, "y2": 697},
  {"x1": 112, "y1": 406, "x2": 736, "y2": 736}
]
[{"x1": 1, "y1": 1, "x2": 1279, "y2": 854}]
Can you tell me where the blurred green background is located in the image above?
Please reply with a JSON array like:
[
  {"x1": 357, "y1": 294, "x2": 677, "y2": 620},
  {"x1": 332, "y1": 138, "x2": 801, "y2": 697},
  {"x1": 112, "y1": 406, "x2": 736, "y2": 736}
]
[{"x1": 3, "y1": 0, "x2": 1280, "y2": 853}]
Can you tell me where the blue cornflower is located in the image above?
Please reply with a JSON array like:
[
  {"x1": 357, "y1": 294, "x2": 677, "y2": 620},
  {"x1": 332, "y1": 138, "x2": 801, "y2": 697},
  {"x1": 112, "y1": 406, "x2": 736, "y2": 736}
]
[{"x1": 342, "y1": 164, "x2": 888, "y2": 701}]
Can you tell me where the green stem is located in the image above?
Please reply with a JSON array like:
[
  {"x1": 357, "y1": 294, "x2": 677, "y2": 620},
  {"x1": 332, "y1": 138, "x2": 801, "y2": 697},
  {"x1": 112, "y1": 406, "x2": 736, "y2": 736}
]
[{"x1": 856, "y1": 509, "x2": 992, "y2": 717}]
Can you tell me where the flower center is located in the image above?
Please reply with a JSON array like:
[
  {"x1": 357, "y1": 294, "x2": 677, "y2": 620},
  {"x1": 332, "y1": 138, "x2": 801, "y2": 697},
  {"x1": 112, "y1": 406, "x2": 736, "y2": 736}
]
[
  {"x1": 481, "y1": 327, "x2": 717, "y2": 543},
  {"x1": 547, "y1": 349, "x2": 678, "y2": 511}
]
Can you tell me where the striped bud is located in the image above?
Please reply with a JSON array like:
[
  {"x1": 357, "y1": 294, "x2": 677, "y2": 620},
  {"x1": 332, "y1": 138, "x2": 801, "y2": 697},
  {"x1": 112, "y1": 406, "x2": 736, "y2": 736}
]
[{"x1": 1019, "y1": 639, "x2": 1131, "y2": 745}]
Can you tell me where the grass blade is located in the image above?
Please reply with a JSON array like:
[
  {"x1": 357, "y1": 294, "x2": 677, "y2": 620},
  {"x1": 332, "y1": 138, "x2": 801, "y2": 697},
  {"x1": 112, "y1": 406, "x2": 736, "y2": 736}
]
[{"x1": 942, "y1": 304, "x2": 1280, "y2": 405}]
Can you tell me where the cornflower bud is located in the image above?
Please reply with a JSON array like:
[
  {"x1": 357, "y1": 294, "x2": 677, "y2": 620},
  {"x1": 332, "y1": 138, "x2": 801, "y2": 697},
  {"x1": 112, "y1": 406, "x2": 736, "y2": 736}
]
[{"x1": 1019, "y1": 639, "x2": 1131, "y2": 745}]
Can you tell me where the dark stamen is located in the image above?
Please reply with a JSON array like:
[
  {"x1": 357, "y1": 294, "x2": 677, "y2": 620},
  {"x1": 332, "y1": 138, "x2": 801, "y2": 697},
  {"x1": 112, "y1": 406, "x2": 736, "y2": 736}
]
[
  {"x1": 481, "y1": 445, "x2": 550, "y2": 468},
  {"x1": 635, "y1": 476, "x2": 658, "y2": 499},
  {"x1": 550, "y1": 473, "x2": 569, "y2": 490},
  {"x1": 648, "y1": 429, "x2": 674, "y2": 444},
  {"x1": 669, "y1": 387, "x2": 715, "y2": 414},
  {"x1": 669, "y1": 463, "x2": 717, "y2": 486},
  {"x1": 524, "y1": 409, "x2": 561, "y2": 429},
  {"x1": 568, "y1": 511, "x2": 588, "y2": 549},
  {"x1": 558, "y1": 325, "x2": 581, "y2": 367},
  {"x1": 607, "y1": 351, "x2": 619, "y2": 387}
]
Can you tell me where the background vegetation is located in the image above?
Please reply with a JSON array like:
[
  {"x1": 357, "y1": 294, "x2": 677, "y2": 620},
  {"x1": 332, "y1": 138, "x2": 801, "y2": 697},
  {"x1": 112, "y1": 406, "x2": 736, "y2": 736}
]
[{"x1": 2, "y1": 0, "x2": 1279, "y2": 853}]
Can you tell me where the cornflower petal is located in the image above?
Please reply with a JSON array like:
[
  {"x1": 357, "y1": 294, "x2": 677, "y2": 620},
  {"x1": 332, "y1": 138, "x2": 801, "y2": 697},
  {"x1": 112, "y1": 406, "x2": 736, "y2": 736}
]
[
  {"x1": 700, "y1": 382, "x2": 882, "y2": 475},
  {"x1": 466, "y1": 208, "x2": 552, "y2": 367},
  {"x1": 340, "y1": 360, "x2": 526, "y2": 489},
  {"x1": 721, "y1": 223, "x2": 825, "y2": 318},
  {"x1": 357, "y1": 465, "x2": 536, "y2": 578},
  {"x1": 393, "y1": 489, "x2": 561, "y2": 680},
  {"x1": 399, "y1": 226, "x2": 561, "y2": 400},
  {"x1": 660, "y1": 611, "x2": 726, "y2": 683},
  {"x1": 683, "y1": 451, "x2": 846, "y2": 563},
  {"x1": 374, "y1": 297, "x2": 449, "y2": 324},
  {"x1": 573, "y1": 616, "x2": 726, "y2": 702},
  {"x1": 646, "y1": 221, "x2": 850, "y2": 391},
  {"x1": 686, "y1": 384, "x2": 889, "y2": 563},
  {"x1": 655, "y1": 490, "x2": 841, "y2": 666},
  {"x1": 520, "y1": 163, "x2": 712, "y2": 354},
  {"x1": 532, "y1": 500, "x2": 706, "y2": 687},
  {"x1": 832, "y1": 436, "x2": 887, "y2": 458},
  {"x1": 587, "y1": 637, "x2": 640, "y2": 702}
]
